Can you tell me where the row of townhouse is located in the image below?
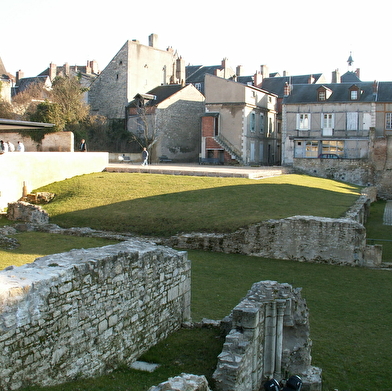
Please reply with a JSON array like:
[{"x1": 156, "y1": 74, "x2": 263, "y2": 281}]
[
  {"x1": 282, "y1": 80, "x2": 392, "y2": 165},
  {"x1": 4, "y1": 34, "x2": 392, "y2": 181}
]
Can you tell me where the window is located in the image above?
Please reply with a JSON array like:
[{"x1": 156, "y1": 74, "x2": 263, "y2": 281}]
[
  {"x1": 195, "y1": 83, "x2": 202, "y2": 91},
  {"x1": 250, "y1": 112, "x2": 256, "y2": 132},
  {"x1": 318, "y1": 90, "x2": 326, "y2": 101},
  {"x1": 260, "y1": 113, "x2": 265, "y2": 133},
  {"x1": 305, "y1": 141, "x2": 319, "y2": 157},
  {"x1": 322, "y1": 140, "x2": 344, "y2": 156},
  {"x1": 297, "y1": 113, "x2": 311, "y2": 130},
  {"x1": 386, "y1": 113, "x2": 392, "y2": 130},
  {"x1": 347, "y1": 112, "x2": 359, "y2": 130},
  {"x1": 350, "y1": 90, "x2": 358, "y2": 100},
  {"x1": 322, "y1": 113, "x2": 334, "y2": 128}
]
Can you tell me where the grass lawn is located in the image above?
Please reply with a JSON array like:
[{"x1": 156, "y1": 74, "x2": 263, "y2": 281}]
[
  {"x1": 34, "y1": 172, "x2": 361, "y2": 236},
  {"x1": 2, "y1": 172, "x2": 389, "y2": 391}
]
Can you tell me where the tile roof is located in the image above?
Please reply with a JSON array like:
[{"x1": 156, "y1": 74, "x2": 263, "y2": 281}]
[
  {"x1": 283, "y1": 81, "x2": 392, "y2": 104},
  {"x1": 261, "y1": 74, "x2": 326, "y2": 97},
  {"x1": 128, "y1": 84, "x2": 186, "y2": 107}
]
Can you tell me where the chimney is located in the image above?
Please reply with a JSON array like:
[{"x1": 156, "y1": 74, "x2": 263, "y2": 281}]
[
  {"x1": 355, "y1": 68, "x2": 361, "y2": 79},
  {"x1": 16, "y1": 70, "x2": 24, "y2": 84},
  {"x1": 284, "y1": 82, "x2": 291, "y2": 97},
  {"x1": 49, "y1": 62, "x2": 57, "y2": 81},
  {"x1": 148, "y1": 33, "x2": 158, "y2": 48},
  {"x1": 332, "y1": 69, "x2": 341, "y2": 83},
  {"x1": 373, "y1": 80, "x2": 378, "y2": 95},
  {"x1": 86, "y1": 60, "x2": 92, "y2": 74},
  {"x1": 89, "y1": 60, "x2": 99, "y2": 74},
  {"x1": 308, "y1": 74, "x2": 315, "y2": 84},
  {"x1": 283, "y1": 70, "x2": 289, "y2": 77},
  {"x1": 176, "y1": 57, "x2": 185, "y2": 85},
  {"x1": 236, "y1": 65, "x2": 243, "y2": 77},
  {"x1": 254, "y1": 72, "x2": 263, "y2": 88},
  {"x1": 221, "y1": 58, "x2": 230, "y2": 78},
  {"x1": 64, "y1": 62, "x2": 70, "y2": 76},
  {"x1": 260, "y1": 65, "x2": 269, "y2": 79}
]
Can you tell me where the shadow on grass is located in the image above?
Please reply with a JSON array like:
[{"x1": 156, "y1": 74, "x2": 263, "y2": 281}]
[{"x1": 45, "y1": 182, "x2": 360, "y2": 237}]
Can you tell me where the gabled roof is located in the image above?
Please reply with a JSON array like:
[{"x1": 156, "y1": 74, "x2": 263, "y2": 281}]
[
  {"x1": 186, "y1": 65, "x2": 227, "y2": 83},
  {"x1": 15, "y1": 76, "x2": 50, "y2": 92},
  {"x1": 341, "y1": 71, "x2": 361, "y2": 83},
  {"x1": 127, "y1": 84, "x2": 187, "y2": 107},
  {"x1": 283, "y1": 81, "x2": 390, "y2": 104},
  {"x1": 261, "y1": 74, "x2": 326, "y2": 97}
]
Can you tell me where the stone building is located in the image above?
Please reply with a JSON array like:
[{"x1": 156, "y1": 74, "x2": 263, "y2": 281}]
[
  {"x1": 201, "y1": 73, "x2": 278, "y2": 165},
  {"x1": 126, "y1": 84, "x2": 205, "y2": 163},
  {"x1": 0, "y1": 57, "x2": 15, "y2": 102},
  {"x1": 89, "y1": 34, "x2": 185, "y2": 120}
]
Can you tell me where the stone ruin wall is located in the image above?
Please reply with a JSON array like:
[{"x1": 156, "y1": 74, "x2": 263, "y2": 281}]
[
  {"x1": 0, "y1": 241, "x2": 191, "y2": 391},
  {"x1": 213, "y1": 281, "x2": 321, "y2": 391},
  {"x1": 167, "y1": 191, "x2": 382, "y2": 268}
]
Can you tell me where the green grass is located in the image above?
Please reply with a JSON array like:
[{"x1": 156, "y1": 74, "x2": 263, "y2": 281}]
[
  {"x1": 0, "y1": 231, "x2": 119, "y2": 270},
  {"x1": 365, "y1": 200, "x2": 392, "y2": 262},
  {"x1": 3, "y1": 173, "x2": 389, "y2": 391},
  {"x1": 35, "y1": 173, "x2": 361, "y2": 236}
]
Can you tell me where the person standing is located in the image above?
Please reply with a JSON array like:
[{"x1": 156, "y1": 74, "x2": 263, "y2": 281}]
[
  {"x1": 80, "y1": 139, "x2": 87, "y2": 152},
  {"x1": 141, "y1": 147, "x2": 149, "y2": 166},
  {"x1": 17, "y1": 141, "x2": 25, "y2": 152},
  {"x1": 7, "y1": 141, "x2": 15, "y2": 152}
]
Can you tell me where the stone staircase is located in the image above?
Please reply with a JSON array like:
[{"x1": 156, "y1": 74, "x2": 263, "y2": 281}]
[{"x1": 214, "y1": 134, "x2": 244, "y2": 164}]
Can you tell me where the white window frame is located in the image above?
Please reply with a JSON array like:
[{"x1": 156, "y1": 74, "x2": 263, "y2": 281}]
[
  {"x1": 347, "y1": 112, "x2": 359, "y2": 130},
  {"x1": 297, "y1": 113, "x2": 311, "y2": 130},
  {"x1": 386, "y1": 113, "x2": 392, "y2": 130}
]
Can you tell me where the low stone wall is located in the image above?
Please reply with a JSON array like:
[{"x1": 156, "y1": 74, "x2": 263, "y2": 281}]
[
  {"x1": 0, "y1": 240, "x2": 191, "y2": 390},
  {"x1": 213, "y1": 281, "x2": 322, "y2": 391},
  {"x1": 168, "y1": 215, "x2": 381, "y2": 267}
]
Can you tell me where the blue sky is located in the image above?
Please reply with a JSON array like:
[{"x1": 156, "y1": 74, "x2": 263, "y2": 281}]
[{"x1": 2, "y1": 0, "x2": 390, "y2": 82}]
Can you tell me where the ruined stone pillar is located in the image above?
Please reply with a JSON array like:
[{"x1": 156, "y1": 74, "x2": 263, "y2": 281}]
[
  {"x1": 264, "y1": 301, "x2": 277, "y2": 377},
  {"x1": 274, "y1": 299, "x2": 287, "y2": 377}
]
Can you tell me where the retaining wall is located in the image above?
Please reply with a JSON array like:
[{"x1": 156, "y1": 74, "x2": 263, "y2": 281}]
[
  {"x1": 0, "y1": 151, "x2": 108, "y2": 210},
  {"x1": 0, "y1": 240, "x2": 191, "y2": 390}
]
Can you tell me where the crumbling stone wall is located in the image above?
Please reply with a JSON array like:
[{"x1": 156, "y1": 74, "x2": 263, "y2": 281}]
[
  {"x1": 168, "y1": 215, "x2": 381, "y2": 267},
  {"x1": 213, "y1": 281, "x2": 322, "y2": 391},
  {"x1": 148, "y1": 374, "x2": 211, "y2": 391},
  {"x1": 7, "y1": 201, "x2": 49, "y2": 224},
  {"x1": 0, "y1": 240, "x2": 191, "y2": 391}
]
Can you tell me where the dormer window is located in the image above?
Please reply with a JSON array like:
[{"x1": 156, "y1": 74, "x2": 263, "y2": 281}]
[
  {"x1": 349, "y1": 85, "x2": 360, "y2": 100},
  {"x1": 317, "y1": 86, "x2": 332, "y2": 101}
]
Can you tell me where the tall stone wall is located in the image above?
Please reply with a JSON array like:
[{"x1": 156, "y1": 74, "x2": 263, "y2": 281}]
[
  {"x1": 213, "y1": 281, "x2": 322, "y2": 391},
  {"x1": 0, "y1": 240, "x2": 191, "y2": 390}
]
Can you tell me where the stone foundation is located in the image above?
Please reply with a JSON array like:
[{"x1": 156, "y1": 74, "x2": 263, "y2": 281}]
[{"x1": 0, "y1": 240, "x2": 191, "y2": 390}]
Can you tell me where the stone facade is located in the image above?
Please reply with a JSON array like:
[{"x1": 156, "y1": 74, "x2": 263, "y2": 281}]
[
  {"x1": 127, "y1": 84, "x2": 205, "y2": 163},
  {"x1": 213, "y1": 281, "x2": 322, "y2": 391},
  {"x1": 89, "y1": 34, "x2": 185, "y2": 120},
  {"x1": 0, "y1": 240, "x2": 191, "y2": 390}
]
